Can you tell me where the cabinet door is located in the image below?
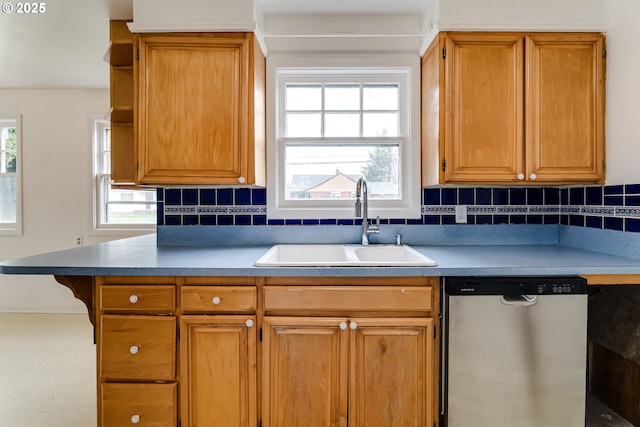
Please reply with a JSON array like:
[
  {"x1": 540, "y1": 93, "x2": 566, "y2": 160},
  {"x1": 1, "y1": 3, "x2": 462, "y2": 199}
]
[
  {"x1": 137, "y1": 33, "x2": 255, "y2": 185},
  {"x1": 101, "y1": 383, "x2": 177, "y2": 427},
  {"x1": 526, "y1": 34, "x2": 605, "y2": 183},
  {"x1": 180, "y1": 316, "x2": 257, "y2": 427},
  {"x1": 262, "y1": 317, "x2": 349, "y2": 427},
  {"x1": 348, "y1": 318, "x2": 434, "y2": 427},
  {"x1": 444, "y1": 33, "x2": 524, "y2": 182}
]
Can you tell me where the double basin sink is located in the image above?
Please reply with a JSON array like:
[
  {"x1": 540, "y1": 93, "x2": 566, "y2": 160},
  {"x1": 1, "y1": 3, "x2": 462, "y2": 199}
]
[{"x1": 254, "y1": 244, "x2": 437, "y2": 267}]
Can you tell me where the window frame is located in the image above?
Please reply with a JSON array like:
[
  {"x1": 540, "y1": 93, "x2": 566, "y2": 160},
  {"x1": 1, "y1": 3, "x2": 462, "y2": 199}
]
[
  {"x1": 0, "y1": 116, "x2": 22, "y2": 236},
  {"x1": 266, "y1": 55, "x2": 422, "y2": 220},
  {"x1": 91, "y1": 119, "x2": 156, "y2": 232}
]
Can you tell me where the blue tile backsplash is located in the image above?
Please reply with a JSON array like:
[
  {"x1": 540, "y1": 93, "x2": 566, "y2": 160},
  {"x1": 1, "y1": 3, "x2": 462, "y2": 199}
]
[{"x1": 157, "y1": 184, "x2": 640, "y2": 233}]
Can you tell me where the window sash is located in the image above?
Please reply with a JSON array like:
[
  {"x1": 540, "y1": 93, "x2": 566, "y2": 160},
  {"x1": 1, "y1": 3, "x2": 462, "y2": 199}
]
[
  {"x1": 93, "y1": 120, "x2": 156, "y2": 230},
  {"x1": 270, "y1": 69, "x2": 417, "y2": 219},
  {"x1": 0, "y1": 117, "x2": 21, "y2": 234}
]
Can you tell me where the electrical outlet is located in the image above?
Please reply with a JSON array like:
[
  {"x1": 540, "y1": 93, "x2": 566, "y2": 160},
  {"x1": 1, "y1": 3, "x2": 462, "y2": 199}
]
[
  {"x1": 455, "y1": 205, "x2": 468, "y2": 224},
  {"x1": 76, "y1": 236, "x2": 83, "y2": 246}
]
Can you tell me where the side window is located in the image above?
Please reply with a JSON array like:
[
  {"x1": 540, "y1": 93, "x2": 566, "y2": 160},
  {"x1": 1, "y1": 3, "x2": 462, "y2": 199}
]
[
  {"x1": 93, "y1": 120, "x2": 156, "y2": 230},
  {"x1": 267, "y1": 65, "x2": 421, "y2": 220},
  {"x1": 0, "y1": 117, "x2": 21, "y2": 235}
]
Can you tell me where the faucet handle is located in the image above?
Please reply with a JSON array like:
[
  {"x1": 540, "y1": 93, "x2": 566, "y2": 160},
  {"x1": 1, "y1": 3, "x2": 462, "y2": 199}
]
[{"x1": 369, "y1": 216, "x2": 381, "y2": 233}]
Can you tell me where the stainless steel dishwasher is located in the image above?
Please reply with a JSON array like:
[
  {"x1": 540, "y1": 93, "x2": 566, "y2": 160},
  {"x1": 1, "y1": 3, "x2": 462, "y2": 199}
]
[{"x1": 443, "y1": 276, "x2": 588, "y2": 427}]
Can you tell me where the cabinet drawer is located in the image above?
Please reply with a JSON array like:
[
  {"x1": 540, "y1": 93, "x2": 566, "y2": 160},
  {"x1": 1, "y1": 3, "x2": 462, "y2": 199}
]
[
  {"x1": 100, "y1": 285, "x2": 175, "y2": 312},
  {"x1": 264, "y1": 286, "x2": 433, "y2": 313},
  {"x1": 101, "y1": 383, "x2": 177, "y2": 427},
  {"x1": 181, "y1": 286, "x2": 257, "y2": 313},
  {"x1": 100, "y1": 315, "x2": 176, "y2": 380}
]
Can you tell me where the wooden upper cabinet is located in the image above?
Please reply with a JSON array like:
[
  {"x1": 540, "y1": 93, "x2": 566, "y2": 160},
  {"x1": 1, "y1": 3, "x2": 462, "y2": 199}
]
[
  {"x1": 444, "y1": 33, "x2": 524, "y2": 183},
  {"x1": 136, "y1": 32, "x2": 265, "y2": 185},
  {"x1": 107, "y1": 20, "x2": 136, "y2": 184},
  {"x1": 422, "y1": 32, "x2": 605, "y2": 185},
  {"x1": 526, "y1": 34, "x2": 605, "y2": 183}
]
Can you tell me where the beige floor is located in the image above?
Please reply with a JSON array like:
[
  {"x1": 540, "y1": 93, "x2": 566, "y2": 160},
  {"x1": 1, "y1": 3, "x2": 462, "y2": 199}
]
[
  {"x1": 0, "y1": 313, "x2": 96, "y2": 427},
  {"x1": 0, "y1": 313, "x2": 634, "y2": 427}
]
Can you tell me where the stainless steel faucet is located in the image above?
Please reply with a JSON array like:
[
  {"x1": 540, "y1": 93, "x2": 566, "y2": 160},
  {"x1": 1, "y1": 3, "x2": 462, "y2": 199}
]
[{"x1": 355, "y1": 177, "x2": 380, "y2": 245}]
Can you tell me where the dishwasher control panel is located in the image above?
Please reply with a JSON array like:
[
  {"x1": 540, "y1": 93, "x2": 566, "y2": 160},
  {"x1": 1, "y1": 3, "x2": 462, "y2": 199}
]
[{"x1": 446, "y1": 276, "x2": 588, "y2": 296}]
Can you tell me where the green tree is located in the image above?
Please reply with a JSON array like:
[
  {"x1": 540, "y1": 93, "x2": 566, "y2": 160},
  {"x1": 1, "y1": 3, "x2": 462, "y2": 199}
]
[
  {"x1": 4, "y1": 128, "x2": 17, "y2": 173},
  {"x1": 361, "y1": 146, "x2": 394, "y2": 182}
]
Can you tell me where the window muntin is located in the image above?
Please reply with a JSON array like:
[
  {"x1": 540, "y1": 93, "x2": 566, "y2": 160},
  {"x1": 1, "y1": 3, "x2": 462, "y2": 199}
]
[
  {"x1": 0, "y1": 118, "x2": 21, "y2": 234},
  {"x1": 284, "y1": 83, "x2": 400, "y2": 139},
  {"x1": 267, "y1": 59, "x2": 421, "y2": 220},
  {"x1": 93, "y1": 120, "x2": 156, "y2": 230}
]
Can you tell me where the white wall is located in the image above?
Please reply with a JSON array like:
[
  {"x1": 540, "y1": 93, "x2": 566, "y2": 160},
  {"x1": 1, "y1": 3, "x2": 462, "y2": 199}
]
[
  {"x1": 0, "y1": 89, "x2": 151, "y2": 313},
  {"x1": 437, "y1": 0, "x2": 606, "y2": 31},
  {"x1": 604, "y1": 0, "x2": 640, "y2": 185}
]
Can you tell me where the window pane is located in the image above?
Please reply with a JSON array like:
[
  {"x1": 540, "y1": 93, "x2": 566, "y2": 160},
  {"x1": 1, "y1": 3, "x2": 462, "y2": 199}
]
[
  {"x1": 1, "y1": 126, "x2": 17, "y2": 173},
  {"x1": 2, "y1": 153, "x2": 16, "y2": 173},
  {"x1": 325, "y1": 85, "x2": 360, "y2": 111},
  {"x1": 0, "y1": 176, "x2": 16, "y2": 223},
  {"x1": 324, "y1": 113, "x2": 360, "y2": 137},
  {"x1": 363, "y1": 85, "x2": 399, "y2": 110},
  {"x1": 286, "y1": 85, "x2": 322, "y2": 111},
  {"x1": 105, "y1": 187, "x2": 156, "y2": 224},
  {"x1": 363, "y1": 113, "x2": 399, "y2": 137},
  {"x1": 286, "y1": 113, "x2": 322, "y2": 137},
  {"x1": 285, "y1": 145, "x2": 399, "y2": 200}
]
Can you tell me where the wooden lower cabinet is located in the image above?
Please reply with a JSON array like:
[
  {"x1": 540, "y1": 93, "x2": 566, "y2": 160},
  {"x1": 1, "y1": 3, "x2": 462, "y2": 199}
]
[
  {"x1": 93, "y1": 276, "x2": 439, "y2": 427},
  {"x1": 179, "y1": 316, "x2": 257, "y2": 427},
  {"x1": 101, "y1": 383, "x2": 177, "y2": 427},
  {"x1": 262, "y1": 317, "x2": 434, "y2": 427}
]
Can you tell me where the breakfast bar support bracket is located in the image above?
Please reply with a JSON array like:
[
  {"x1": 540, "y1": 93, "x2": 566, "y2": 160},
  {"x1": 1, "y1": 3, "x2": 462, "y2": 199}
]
[{"x1": 54, "y1": 275, "x2": 95, "y2": 326}]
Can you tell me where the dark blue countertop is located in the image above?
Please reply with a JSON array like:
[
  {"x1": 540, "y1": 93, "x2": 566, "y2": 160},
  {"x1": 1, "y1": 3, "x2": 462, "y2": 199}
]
[{"x1": 2, "y1": 225, "x2": 640, "y2": 277}]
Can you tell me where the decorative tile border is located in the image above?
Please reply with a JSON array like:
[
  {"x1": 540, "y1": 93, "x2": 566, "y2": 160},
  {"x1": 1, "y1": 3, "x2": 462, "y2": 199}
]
[{"x1": 157, "y1": 185, "x2": 640, "y2": 232}]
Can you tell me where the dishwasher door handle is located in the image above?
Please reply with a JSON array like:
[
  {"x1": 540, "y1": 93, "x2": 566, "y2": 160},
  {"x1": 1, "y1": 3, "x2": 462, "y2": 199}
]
[{"x1": 501, "y1": 294, "x2": 538, "y2": 306}]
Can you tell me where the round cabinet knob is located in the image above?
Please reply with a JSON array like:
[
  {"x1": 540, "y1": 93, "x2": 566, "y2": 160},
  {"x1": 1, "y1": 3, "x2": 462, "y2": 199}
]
[
  {"x1": 129, "y1": 295, "x2": 139, "y2": 304},
  {"x1": 130, "y1": 414, "x2": 140, "y2": 424},
  {"x1": 529, "y1": 173, "x2": 537, "y2": 181},
  {"x1": 245, "y1": 319, "x2": 254, "y2": 328},
  {"x1": 517, "y1": 173, "x2": 525, "y2": 181},
  {"x1": 339, "y1": 321, "x2": 348, "y2": 330},
  {"x1": 129, "y1": 345, "x2": 139, "y2": 355},
  {"x1": 349, "y1": 321, "x2": 358, "y2": 330},
  {"x1": 212, "y1": 296, "x2": 221, "y2": 305},
  {"x1": 238, "y1": 176, "x2": 246, "y2": 184}
]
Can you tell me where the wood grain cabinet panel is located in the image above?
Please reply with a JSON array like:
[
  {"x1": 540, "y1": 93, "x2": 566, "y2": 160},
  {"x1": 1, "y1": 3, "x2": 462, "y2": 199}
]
[
  {"x1": 100, "y1": 285, "x2": 175, "y2": 313},
  {"x1": 136, "y1": 32, "x2": 265, "y2": 185},
  {"x1": 180, "y1": 316, "x2": 257, "y2": 427},
  {"x1": 349, "y1": 318, "x2": 434, "y2": 427},
  {"x1": 264, "y1": 286, "x2": 433, "y2": 313},
  {"x1": 526, "y1": 34, "x2": 605, "y2": 183},
  {"x1": 262, "y1": 317, "x2": 349, "y2": 427},
  {"x1": 101, "y1": 383, "x2": 177, "y2": 427},
  {"x1": 100, "y1": 315, "x2": 176, "y2": 380},
  {"x1": 263, "y1": 316, "x2": 435, "y2": 427},
  {"x1": 181, "y1": 286, "x2": 257, "y2": 313},
  {"x1": 422, "y1": 31, "x2": 605, "y2": 185}
]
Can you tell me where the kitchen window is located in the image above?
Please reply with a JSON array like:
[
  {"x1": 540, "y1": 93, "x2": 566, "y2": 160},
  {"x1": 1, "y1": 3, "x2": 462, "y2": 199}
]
[
  {"x1": 267, "y1": 59, "x2": 421, "y2": 220},
  {"x1": 93, "y1": 119, "x2": 156, "y2": 230},
  {"x1": 0, "y1": 117, "x2": 21, "y2": 235}
]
